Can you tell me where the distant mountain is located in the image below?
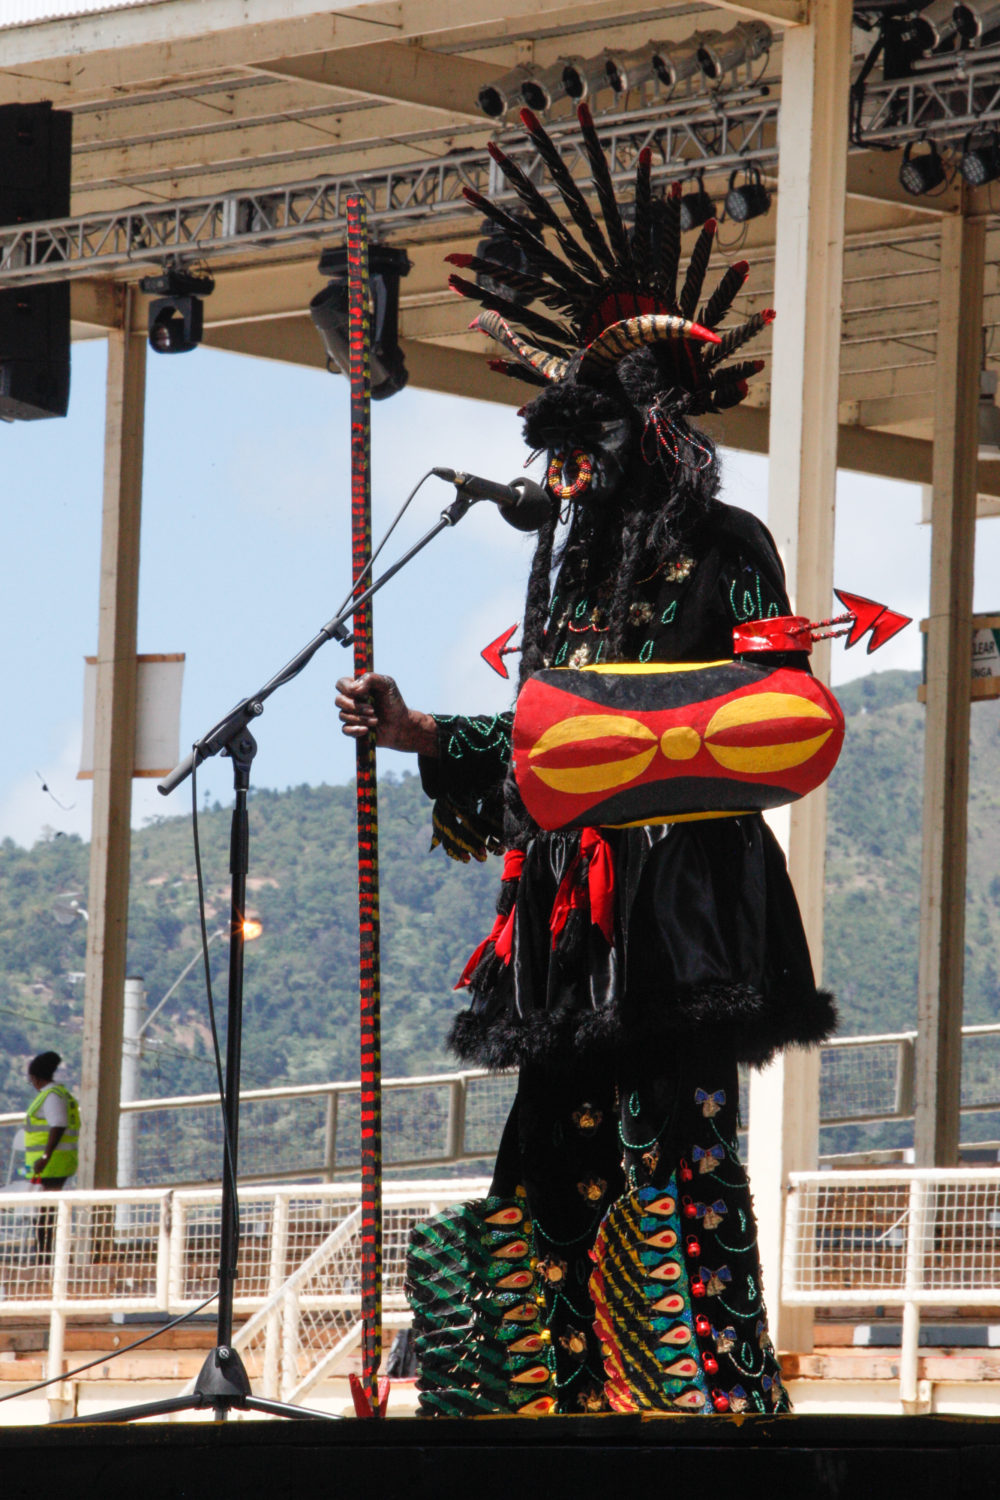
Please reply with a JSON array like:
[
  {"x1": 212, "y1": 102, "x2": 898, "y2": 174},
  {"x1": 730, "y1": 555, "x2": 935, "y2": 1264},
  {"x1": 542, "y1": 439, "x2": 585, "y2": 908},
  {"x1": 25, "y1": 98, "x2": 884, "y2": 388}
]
[{"x1": 1, "y1": 669, "x2": 996, "y2": 1122}]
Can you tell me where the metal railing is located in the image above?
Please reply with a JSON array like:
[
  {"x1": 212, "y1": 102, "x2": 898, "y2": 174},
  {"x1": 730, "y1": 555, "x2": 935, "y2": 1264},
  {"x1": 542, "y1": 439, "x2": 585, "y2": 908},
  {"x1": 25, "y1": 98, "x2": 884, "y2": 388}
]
[
  {"x1": 1, "y1": 1067, "x2": 517, "y2": 1189},
  {"x1": 9, "y1": 1025, "x2": 1000, "y2": 1189},
  {"x1": 783, "y1": 1168, "x2": 1000, "y2": 1407},
  {"x1": 0, "y1": 1179, "x2": 488, "y2": 1420}
]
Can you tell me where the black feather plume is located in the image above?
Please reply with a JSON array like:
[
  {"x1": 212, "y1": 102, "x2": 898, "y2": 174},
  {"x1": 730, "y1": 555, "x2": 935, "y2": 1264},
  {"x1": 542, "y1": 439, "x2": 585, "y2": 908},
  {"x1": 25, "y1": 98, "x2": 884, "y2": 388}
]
[
  {"x1": 449, "y1": 274, "x2": 575, "y2": 351},
  {"x1": 462, "y1": 187, "x2": 588, "y2": 300},
  {"x1": 444, "y1": 253, "x2": 574, "y2": 314},
  {"x1": 678, "y1": 221, "x2": 716, "y2": 321},
  {"x1": 577, "y1": 104, "x2": 632, "y2": 269},
  {"x1": 487, "y1": 143, "x2": 603, "y2": 286},
  {"x1": 656, "y1": 184, "x2": 682, "y2": 308},
  {"x1": 632, "y1": 147, "x2": 652, "y2": 284},
  {"x1": 520, "y1": 108, "x2": 615, "y2": 275},
  {"x1": 699, "y1": 260, "x2": 749, "y2": 331}
]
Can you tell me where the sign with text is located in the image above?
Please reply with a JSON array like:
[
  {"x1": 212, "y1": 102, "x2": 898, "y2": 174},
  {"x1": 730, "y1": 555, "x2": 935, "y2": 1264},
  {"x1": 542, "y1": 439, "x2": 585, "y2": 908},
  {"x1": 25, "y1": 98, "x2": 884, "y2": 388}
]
[{"x1": 918, "y1": 616, "x2": 1000, "y2": 701}]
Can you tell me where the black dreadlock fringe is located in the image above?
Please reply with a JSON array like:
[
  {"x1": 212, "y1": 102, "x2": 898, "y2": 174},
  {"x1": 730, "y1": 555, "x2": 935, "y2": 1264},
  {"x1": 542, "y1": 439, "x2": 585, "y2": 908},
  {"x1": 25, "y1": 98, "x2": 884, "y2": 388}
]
[{"x1": 517, "y1": 504, "x2": 558, "y2": 695}]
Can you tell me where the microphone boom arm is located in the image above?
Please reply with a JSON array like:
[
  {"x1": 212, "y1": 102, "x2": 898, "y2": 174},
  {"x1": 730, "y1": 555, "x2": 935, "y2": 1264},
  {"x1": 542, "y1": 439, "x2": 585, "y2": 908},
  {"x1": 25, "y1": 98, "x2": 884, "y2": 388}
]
[{"x1": 157, "y1": 491, "x2": 474, "y2": 796}]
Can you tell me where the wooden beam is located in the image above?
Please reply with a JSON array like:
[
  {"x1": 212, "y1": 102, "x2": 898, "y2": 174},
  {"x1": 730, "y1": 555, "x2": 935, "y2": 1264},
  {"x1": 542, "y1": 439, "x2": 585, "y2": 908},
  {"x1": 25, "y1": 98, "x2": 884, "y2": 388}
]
[
  {"x1": 699, "y1": 0, "x2": 807, "y2": 21},
  {"x1": 0, "y1": 0, "x2": 669, "y2": 105},
  {"x1": 747, "y1": 0, "x2": 852, "y2": 1359},
  {"x1": 79, "y1": 291, "x2": 146, "y2": 1190},
  {"x1": 915, "y1": 209, "x2": 986, "y2": 1168},
  {"x1": 250, "y1": 42, "x2": 505, "y2": 120}
]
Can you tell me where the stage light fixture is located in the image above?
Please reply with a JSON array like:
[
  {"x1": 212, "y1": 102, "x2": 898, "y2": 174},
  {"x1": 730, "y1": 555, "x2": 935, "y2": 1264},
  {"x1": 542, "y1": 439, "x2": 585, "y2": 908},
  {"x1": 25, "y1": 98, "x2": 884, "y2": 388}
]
[
  {"x1": 519, "y1": 58, "x2": 585, "y2": 112},
  {"x1": 679, "y1": 174, "x2": 718, "y2": 231},
  {"x1": 477, "y1": 66, "x2": 535, "y2": 119},
  {"x1": 907, "y1": 0, "x2": 960, "y2": 53},
  {"x1": 561, "y1": 54, "x2": 616, "y2": 102},
  {"x1": 646, "y1": 38, "x2": 705, "y2": 89},
  {"x1": 954, "y1": 0, "x2": 1000, "y2": 40},
  {"x1": 140, "y1": 267, "x2": 215, "y2": 354},
  {"x1": 898, "y1": 139, "x2": 946, "y2": 195},
  {"x1": 697, "y1": 21, "x2": 772, "y2": 82},
  {"x1": 960, "y1": 131, "x2": 1000, "y2": 185},
  {"x1": 604, "y1": 42, "x2": 670, "y2": 94},
  {"x1": 310, "y1": 243, "x2": 411, "y2": 401},
  {"x1": 724, "y1": 165, "x2": 771, "y2": 223}
]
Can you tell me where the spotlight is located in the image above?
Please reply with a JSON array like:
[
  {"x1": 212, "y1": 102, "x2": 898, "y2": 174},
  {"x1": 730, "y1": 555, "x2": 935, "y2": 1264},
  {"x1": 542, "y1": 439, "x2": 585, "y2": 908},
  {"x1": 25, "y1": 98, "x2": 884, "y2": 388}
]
[
  {"x1": 724, "y1": 165, "x2": 771, "y2": 223},
  {"x1": 907, "y1": 0, "x2": 960, "y2": 53},
  {"x1": 697, "y1": 21, "x2": 772, "y2": 82},
  {"x1": 519, "y1": 58, "x2": 585, "y2": 113},
  {"x1": 645, "y1": 38, "x2": 704, "y2": 89},
  {"x1": 604, "y1": 42, "x2": 668, "y2": 94},
  {"x1": 140, "y1": 268, "x2": 214, "y2": 355},
  {"x1": 960, "y1": 131, "x2": 1000, "y2": 184},
  {"x1": 477, "y1": 66, "x2": 534, "y2": 119},
  {"x1": 561, "y1": 55, "x2": 615, "y2": 102},
  {"x1": 954, "y1": 0, "x2": 1000, "y2": 40},
  {"x1": 679, "y1": 174, "x2": 717, "y2": 231},
  {"x1": 898, "y1": 139, "x2": 946, "y2": 195},
  {"x1": 310, "y1": 243, "x2": 411, "y2": 400},
  {"x1": 978, "y1": 368, "x2": 1000, "y2": 458}
]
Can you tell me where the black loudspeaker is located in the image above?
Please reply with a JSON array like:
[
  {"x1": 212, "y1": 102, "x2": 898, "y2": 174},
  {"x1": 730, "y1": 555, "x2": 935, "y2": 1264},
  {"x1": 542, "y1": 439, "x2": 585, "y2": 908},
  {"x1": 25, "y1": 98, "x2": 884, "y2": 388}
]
[
  {"x1": 0, "y1": 101, "x2": 71, "y2": 225},
  {"x1": 0, "y1": 102, "x2": 73, "y2": 420}
]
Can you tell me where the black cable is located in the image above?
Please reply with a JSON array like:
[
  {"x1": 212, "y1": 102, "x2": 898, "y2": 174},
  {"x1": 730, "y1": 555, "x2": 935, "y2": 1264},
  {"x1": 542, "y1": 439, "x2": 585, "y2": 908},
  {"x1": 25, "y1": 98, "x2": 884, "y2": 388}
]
[
  {"x1": 334, "y1": 468, "x2": 436, "y2": 618},
  {"x1": 0, "y1": 1292, "x2": 218, "y2": 1405},
  {"x1": 191, "y1": 758, "x2": 240, "y2": 1249}
]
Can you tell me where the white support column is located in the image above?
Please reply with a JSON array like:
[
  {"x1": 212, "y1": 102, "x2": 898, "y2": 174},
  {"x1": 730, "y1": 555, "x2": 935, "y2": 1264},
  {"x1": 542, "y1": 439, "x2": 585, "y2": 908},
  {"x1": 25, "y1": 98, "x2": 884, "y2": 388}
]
[
  {"x1": 79, "y1": 287, "x2": 146, "y2": 1189},
  {"x1": 747, "y1": 0, "x2": 852, "y2": 1355},
  {"x1": 915, "y1": 208, "x2": 985, "y2": 1166}
]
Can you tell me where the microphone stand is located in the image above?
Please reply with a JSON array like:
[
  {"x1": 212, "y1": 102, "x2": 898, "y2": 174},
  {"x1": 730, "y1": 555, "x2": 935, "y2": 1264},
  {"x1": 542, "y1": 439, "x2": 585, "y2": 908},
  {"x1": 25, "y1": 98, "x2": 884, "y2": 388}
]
[{"x1": 64, "y1": 486, "x2": 479, "y2": 1426}]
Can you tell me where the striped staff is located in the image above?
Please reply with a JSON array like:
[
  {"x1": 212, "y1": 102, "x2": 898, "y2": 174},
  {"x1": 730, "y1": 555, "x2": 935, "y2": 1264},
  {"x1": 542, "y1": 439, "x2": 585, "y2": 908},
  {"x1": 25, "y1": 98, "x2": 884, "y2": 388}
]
[{"x1": 346, "y1": 195, "x2": 386, "y2": 1418}]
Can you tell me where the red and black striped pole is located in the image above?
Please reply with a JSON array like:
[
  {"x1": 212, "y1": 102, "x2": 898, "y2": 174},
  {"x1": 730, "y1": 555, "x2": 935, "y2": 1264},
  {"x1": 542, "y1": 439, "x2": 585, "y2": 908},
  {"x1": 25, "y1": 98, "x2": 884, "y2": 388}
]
[{"x1": 347, "y1": 194, "x2": 384, "y2": 1418}]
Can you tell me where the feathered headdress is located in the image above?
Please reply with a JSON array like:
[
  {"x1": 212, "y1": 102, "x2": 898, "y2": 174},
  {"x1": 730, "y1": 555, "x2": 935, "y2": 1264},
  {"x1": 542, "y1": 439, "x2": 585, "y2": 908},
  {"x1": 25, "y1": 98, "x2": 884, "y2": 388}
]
[{"x1": 447, "y1": 104, "x2": 773, "y2": 418}]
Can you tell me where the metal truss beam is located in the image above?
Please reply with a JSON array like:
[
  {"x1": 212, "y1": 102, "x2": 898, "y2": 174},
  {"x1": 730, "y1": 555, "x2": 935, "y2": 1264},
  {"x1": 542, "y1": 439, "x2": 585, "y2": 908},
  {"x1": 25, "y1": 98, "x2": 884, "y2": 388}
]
[
  {"x1": 0, "y1": 92, "x2": 779, "y2": 287},
  {"x1": 855, "y1": 44, "x2": 1000, "y2": 148}
]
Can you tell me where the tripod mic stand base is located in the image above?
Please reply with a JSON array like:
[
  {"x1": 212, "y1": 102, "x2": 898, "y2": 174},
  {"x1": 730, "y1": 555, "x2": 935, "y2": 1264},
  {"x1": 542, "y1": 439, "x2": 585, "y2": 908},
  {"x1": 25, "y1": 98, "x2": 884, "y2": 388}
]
[
  {"x1": 56, "y1": 1345, "x2": 345, "y2": 1425},
  {"x1": 194, "y1": 1345, "x2": 252, "y2": 1407}
]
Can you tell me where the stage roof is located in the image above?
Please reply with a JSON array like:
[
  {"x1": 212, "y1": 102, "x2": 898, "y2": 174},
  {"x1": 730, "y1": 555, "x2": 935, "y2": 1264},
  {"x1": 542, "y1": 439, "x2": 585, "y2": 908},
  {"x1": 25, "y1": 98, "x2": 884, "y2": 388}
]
[{"x1": 1, "y1": 0, "x2": 998, "y2": 495}]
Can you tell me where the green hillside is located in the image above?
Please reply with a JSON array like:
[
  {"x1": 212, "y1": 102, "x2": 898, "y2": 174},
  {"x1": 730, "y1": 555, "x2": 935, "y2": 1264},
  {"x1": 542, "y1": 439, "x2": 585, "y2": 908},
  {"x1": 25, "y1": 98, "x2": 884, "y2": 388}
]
[{"x1": 1, "y1": 668, "x2": 998, "y2": 1122}]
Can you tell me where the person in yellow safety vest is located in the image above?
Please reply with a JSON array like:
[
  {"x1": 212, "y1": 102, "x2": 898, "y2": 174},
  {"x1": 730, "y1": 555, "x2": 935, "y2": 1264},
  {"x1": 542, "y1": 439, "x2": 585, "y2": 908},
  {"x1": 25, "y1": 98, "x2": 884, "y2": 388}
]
[{"x1": 24, "y1": 1051, "x2": 79, "y2": 1261}]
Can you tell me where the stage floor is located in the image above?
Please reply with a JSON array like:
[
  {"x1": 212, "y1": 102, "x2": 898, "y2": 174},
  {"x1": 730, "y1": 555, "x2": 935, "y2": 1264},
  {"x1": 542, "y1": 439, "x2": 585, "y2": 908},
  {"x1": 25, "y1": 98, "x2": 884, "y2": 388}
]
[{"x1": 3, "y1": 1413, "x2": 1000, "y2": 1499}]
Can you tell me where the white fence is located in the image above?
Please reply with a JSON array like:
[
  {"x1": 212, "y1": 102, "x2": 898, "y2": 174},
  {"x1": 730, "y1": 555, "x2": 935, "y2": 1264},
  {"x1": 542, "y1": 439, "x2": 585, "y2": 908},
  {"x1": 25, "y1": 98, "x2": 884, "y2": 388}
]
[
  {"x1": 783, "y1": 1168, "x2": 1000, "y2": 1405},
  {"x1": 0, "y1": 1178, "x2": 488, "y2": 1419}
]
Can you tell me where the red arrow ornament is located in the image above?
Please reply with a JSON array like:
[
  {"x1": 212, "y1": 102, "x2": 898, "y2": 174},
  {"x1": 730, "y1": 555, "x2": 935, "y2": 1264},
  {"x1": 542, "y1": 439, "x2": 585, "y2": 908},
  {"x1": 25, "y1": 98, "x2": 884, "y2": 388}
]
[
  {"x1": 833, "y1": 590, "x2": 912, "y2": 653},
  {"x1": 481, "y1": 622, "x2": 520, "y2": 679}
]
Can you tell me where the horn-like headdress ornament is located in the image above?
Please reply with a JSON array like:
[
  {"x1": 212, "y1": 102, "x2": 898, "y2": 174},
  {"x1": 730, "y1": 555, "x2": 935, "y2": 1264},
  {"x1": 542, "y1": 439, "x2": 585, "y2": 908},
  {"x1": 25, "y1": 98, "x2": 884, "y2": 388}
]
[{"x1": 447, "y1": 104, "x2": 773, "y2": 416}]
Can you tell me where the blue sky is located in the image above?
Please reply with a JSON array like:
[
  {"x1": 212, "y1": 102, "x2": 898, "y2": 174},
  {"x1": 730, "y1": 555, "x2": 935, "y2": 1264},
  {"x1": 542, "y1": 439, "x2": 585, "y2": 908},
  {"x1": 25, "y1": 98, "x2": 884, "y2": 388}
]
[{"x1": 2, "y1": 333, "x2": 998, "y2": 848}]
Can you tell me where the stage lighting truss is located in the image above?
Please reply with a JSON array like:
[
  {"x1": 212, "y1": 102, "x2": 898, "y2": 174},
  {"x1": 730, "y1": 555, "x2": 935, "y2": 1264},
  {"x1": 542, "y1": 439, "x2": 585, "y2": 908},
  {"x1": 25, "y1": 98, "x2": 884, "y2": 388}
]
[
  {"x1": 477, "y1": 21, "x2": 773, "y2": 119},
  {"x1": 0, "y1": 95, "x2": 781, "y2": 289},
  {"x1": 852, "y1": 25, "x2": 1000, "y2": 150},
  {"x1": 139, "y1": 265, "x2": 214, "y2": 354}
]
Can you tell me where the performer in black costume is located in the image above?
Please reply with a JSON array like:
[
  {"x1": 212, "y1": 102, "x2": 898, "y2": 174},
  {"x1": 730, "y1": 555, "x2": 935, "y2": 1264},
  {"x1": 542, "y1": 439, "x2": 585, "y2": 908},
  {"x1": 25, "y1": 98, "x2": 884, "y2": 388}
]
[{"x1": 337, "y1": 105, "x2": 835, "y2": 1417}]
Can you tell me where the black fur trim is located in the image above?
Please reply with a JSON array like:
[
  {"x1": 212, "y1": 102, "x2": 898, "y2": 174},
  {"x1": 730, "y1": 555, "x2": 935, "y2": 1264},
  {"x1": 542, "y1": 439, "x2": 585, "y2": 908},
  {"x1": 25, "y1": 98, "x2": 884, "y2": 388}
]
[{"x1": 448, "y1": 984, "x2": 837, "y2": 1074}]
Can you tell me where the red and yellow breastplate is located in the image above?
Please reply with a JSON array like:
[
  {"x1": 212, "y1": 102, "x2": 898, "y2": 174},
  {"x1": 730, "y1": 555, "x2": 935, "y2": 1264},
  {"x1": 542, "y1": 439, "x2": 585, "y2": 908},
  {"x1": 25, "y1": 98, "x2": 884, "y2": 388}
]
[{"x1": 512, "y1": 661, "x2": 845, "y2": 832}]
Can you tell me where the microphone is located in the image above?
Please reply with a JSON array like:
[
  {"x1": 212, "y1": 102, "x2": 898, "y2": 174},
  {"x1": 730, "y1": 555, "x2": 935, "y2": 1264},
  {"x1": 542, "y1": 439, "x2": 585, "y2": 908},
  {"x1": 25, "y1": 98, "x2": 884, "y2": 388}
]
[{"x1": 433, "y1": 466, "x2": 552, "y2": 532}]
